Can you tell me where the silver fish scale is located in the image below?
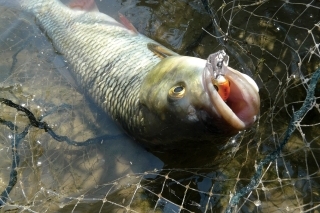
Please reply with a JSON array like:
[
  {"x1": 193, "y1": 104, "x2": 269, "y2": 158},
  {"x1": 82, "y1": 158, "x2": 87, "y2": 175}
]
[{"x1": 22, "y1": 0, "x2": 162, "y2": 136}]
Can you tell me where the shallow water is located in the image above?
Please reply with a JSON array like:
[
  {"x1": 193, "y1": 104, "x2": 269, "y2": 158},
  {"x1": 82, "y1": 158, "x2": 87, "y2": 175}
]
[
  {"x1": 0, "y1": 0, "x2": 164, "y2": 210},
  {"x1": 0, "y1": 0, "x2": 319, "y2": 212}
]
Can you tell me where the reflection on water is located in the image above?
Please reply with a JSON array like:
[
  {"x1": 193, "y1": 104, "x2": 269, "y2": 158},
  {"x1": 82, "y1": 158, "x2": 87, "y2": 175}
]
[{"x1": 0, "y1": 0, "x2": 320, "y2": 212}]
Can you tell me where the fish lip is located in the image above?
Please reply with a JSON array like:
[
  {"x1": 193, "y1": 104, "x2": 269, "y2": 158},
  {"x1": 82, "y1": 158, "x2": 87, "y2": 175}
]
[{"x1": 202, "y1": 65, "x2": 260, "y2": 131}]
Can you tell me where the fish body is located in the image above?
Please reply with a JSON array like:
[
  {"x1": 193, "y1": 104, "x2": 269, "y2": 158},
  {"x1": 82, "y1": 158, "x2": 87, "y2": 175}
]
[{"x1": 19, "y1": 0, "x2": 260, "y2": 145}]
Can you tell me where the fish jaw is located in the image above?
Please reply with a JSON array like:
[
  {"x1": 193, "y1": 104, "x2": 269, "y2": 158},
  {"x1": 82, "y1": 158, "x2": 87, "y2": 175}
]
[{"x1": 202, "y1": 63, "x2": 260, "y2": 132}]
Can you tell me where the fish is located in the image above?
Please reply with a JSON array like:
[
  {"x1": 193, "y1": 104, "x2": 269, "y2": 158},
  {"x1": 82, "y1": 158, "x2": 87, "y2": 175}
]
[{"x1": 18, "y1": 0, "x2": 260, "y2": 146}]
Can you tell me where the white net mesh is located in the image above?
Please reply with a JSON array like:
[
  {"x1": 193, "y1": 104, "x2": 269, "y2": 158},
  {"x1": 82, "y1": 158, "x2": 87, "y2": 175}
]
[{"x1": 0, "y1": 0, "x2": 319, "y2": 212}]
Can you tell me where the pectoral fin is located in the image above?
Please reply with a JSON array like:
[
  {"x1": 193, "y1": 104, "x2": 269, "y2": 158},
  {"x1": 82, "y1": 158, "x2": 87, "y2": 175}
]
[{"x1": 147, "y1": 43, "x2": 179, "y2": 59}]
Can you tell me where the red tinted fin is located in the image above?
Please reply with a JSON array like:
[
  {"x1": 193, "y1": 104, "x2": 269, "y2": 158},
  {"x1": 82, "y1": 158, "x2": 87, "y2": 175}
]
[
  {"x1": 118, "y1": 13, "x2": 138, "y2": 34},
  {"x1": 68, "y1": 0, "x2": 99, "y2": 12}
]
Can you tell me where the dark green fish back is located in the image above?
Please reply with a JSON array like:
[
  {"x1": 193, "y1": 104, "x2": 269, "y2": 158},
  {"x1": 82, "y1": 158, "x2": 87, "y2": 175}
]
[{"x1": 22, "y1": 0, "x2": 162, "y2": 136}]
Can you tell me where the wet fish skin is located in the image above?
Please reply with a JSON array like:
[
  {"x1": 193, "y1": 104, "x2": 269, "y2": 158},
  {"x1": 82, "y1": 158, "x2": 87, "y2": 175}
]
[
  {"x1": 19, "y1": 0, "x2": 260, "y2": 145},
  {"x1": 21, "y1": 0, "x2": 162, "y2": 139}
]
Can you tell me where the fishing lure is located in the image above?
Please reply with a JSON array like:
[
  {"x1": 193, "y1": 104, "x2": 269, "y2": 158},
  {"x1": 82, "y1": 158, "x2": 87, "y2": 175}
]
[
  {"x1": 212, "y1": 74, "x2": 230, "y2": 101},
  {"x1": 205, "y1": 50, "x2": 231, "y2": 101}
]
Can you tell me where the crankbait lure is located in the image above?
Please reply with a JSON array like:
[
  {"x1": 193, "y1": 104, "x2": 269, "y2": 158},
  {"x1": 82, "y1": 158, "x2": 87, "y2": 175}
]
[{"x1": 205, "y1": 50, "x2": 231, "y2": 101}]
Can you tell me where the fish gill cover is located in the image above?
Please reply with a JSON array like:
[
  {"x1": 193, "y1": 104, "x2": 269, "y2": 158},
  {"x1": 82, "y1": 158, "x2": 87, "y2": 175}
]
[{"x1": 0, "y1": 0, "x2": 319, "y2": 212}]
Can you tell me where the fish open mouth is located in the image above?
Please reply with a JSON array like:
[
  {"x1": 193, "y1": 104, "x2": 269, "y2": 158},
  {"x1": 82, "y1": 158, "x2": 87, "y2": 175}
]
[{"x1": 202, "y1": 63, "x2": 260, "y2": 131}]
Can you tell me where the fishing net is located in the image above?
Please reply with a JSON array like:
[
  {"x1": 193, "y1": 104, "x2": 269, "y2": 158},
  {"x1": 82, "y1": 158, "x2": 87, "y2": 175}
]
[{"x1": 0, "y1": 0, "x2": 319, "y2": 212}]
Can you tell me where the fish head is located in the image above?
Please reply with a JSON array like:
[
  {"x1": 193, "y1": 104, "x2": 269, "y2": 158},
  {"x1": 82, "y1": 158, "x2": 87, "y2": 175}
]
[{"x1": 139, "y1": 56, "x2": 260, "y2": 144}]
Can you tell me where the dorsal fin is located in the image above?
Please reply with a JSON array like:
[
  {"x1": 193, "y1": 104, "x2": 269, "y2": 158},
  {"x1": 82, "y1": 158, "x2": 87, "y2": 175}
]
[
  {"x1": 118, "y1": 13, "x2": 139, "y2": 34},
  {"x1": 147, "y1": 43, "x2": 179, "y2": 59},
  {"x1": 68, "y1": 0, "x2": 99, "y2": 12}
]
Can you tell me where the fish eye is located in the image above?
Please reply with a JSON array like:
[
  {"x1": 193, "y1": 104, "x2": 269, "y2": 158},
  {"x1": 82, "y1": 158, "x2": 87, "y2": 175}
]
[{"x1": 168, "y1": 85, "x2": 185, "y2": 99}]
